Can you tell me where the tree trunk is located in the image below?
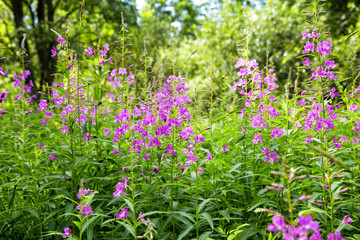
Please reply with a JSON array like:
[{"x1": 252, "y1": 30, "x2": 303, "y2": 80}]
[{"x1": 10, "y1": 0, "x2": 35, "y2": 88}]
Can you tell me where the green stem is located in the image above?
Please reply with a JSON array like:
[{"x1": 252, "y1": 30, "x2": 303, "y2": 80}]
[{"x1": 195, "y1": 168, "x2": 199, "y2": 240}]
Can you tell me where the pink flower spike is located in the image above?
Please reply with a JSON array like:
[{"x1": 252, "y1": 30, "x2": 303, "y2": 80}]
[
  {"x1": 271, "y1": 183, "x2": 284, "y2": 188},
  {"x1": 336, "y1": 188, "x2": 348, "y2": 193},
  {"x1": 266, "y1": 186, "x2": 282, "y2": 191},
  {"x1": 293, "y1": 195, "x2": 311, "y2": 205},
  {"x1": 310, "y1": 201, "x2": 324, "y2": 207}
]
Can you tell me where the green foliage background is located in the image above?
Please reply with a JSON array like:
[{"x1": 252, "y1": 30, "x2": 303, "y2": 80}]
[{"x1": 1, "y1": 0, "x2": 360, "y2": 95}]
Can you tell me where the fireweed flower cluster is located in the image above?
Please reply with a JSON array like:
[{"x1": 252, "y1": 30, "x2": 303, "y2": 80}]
[
  {"x1": 268, "y1": 215, "x2": 319, "y2": 239},
  {"x1": 12, "y1": 70, "x2": 36, "y2": 103},
  {"x1": 39, "y1": 39, "x2": 204, "y2": 235},
  {"x1": 0, "y1": 45, "x2": 7, "y2": 115},
  {"x1": 233, "y1": 57, "x2": 281, "y2": 163},
  {"x1": 0, "y1": 8, "x2": 354, "y2": 238},
  {"x1": 0, "y1": 91, "x2": 9, "y2": 115},
  {"x1": 298, "y1": 26, "x2": 352, "y2": 147},
  {"x1": 296, "y1": 3, "x2": 360, "y2": 237},
  {"x1": 38, "y1": 37, "x2": 115, "y2": 146},
  {"x1": 76, "y1": 185, "x2": 94, "y2": 218},
  {"x1": 264, "y1": 161, "x2": 339, "y2": 239},
  {"x1": 107, "y1": 69, "x2": 208, "y2": 178}
]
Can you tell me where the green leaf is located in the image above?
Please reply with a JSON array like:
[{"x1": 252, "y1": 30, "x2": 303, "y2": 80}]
[
  {"x1": 8, "y1": 184, "x2": 16, "y2": 210},
  {"x1": 82, "y1": 216, "x2": 99, "y2": 234},
  {"x1": 201, "y1": 212, "x2": 214, "y2": 229},
  {"x1": 177, "y1": 225, "x2": 194, "y2": 240},
  {"x1": 124, "y1": 198, "x2": 134, "y2": 213},
  {"x1": 119, "y1": 222, "x2": 136, "y2": 238},
  {"x1": 73, "y1": 221, "x2": 82, "y2": 230},
  {"x1": 198, "y1": 198, "x2": 213, "y2": 214},
  {"x1": 238, "y1": 225, "x2": 257, "y2": 240},
  {"x1": 24, "y1": 208, "x2": 40, "y2": 221},
  {"x1": 199, "y1": 231, "x2": 212, "y2": 240}
]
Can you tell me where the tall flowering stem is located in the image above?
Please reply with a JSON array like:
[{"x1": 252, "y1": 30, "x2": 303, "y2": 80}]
[{"x1": 301, "y1": 0, "x2": 343, "y2": 233}]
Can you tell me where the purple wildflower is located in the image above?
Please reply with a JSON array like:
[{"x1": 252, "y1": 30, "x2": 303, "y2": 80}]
[
  {"x1": 206, "y1": 152, "x2": 212, "y2": 161},
  {"x1": 303, "y1": 41, "x2": 315, "y2": 54},
  {"x1": 0, "y1": 67, "x2": 6, "y2": 76},
  {"x1": 349, "y1": 104, "x2": 359, "y2": 111},
  {"x1": 253, "y1": 133, "x2": 262, "y2": 144},
  {"x1": 271, "y1": 127, "x2": 283, "y2": 139},
  {"x1": 267, "y1": 216, "x2": 287, "y2": 233},
  {"x1": 38, "y1": 142, "x2": 46, "y2": 150},
  {"x1": 327, "y1": 232, "x2": 345, "y2": 240},
  {"x1": 76, "y1": 202, "x2": 94, "y2": 217},
  {"x1": 49, "y1": 154, "x2": 57, "y2": 161},
  {"x1": 330, "y1": 87, "x2": 339, "y2": 99},
  {"x1": 51, "y1": 46, "x2": 57, "y2": 57},
  {"x1": 251, "y1": 114, "x2": 266, "y2": 128},
  {"x1": 317, "y1": 38, "x2": 332, "y2": 56},
  {"x1": 113, "y1": 176, "x2": 128, "y2": 197},
  {"x1": 195, "y1": 134, "x2": 205, "y2": 144},
  {"x1": 116, "y1": 208, "x2": 128, "y2": 219},
  {"x1": 139, "y1": 212, "x2": 149, "y2": 224},
  {"x1": 144, "y1": 151, "x2": 150, "y2": 160},
  {"x1": 85, "y1": 47, "x2": 94, "y2": 56},
  {"x1": 342, "y1": 215, "x2": 352, "y2": 224},
  {"x1": 309, "y1": 230, "x2": 323, "y2": 240},
  {"x1": 38, "y1": 99, "x2": 48, "y2": 112},
  {"x1": 60, "y1": 125, "x2": 69, "y2": 134},
  {"x1": 303, "y1": 57, "x2": 311, "y2": 66},
  {"x1": 57, "y1": 37, "x2": 66, "y2": 47},
  {"x1": 62, "y1": 227, "x2": 71, "y2": 238},
  {"x1": 264, "y1": 151, "x2": 279, "y2": 163},
  {"x1": 298, "y1": 215, "x2": 319, "y2": 233},
  {"x1": 333, "y1": 137, "x2": 342, "y2": 149},
  {"x1": 77, "y1": 188, "x2": 89, "y2": 199},
  {"x1": 325, "y1": 60, "x2": 335, "y2": 69}
]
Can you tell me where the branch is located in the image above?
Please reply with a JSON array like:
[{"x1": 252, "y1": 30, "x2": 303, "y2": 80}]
[
  {"x1": 24, "y1": 0, "x2": 36, "y2": 28},
  {"x1": 306, "y1": 144, "x2": 346, "y2": 168},
  {"x1": 54, "y1": 0, "x2": 60, "y2": 10},
  {"x1": 53, "y1": 7, "x2": 77, "y2": 28},
  {"x1": 1, "y1": 0, "x2": 13, "y2": 11}
]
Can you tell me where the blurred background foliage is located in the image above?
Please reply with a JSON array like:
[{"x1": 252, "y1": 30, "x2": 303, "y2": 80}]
[{"x1": 0, "y1": 0, "x2": 359, "y2": 98}]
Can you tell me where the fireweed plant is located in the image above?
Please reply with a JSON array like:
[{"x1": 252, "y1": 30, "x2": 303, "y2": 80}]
[{"x1": 1, "y1": 1, "x2": 360, "y2": 240}]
